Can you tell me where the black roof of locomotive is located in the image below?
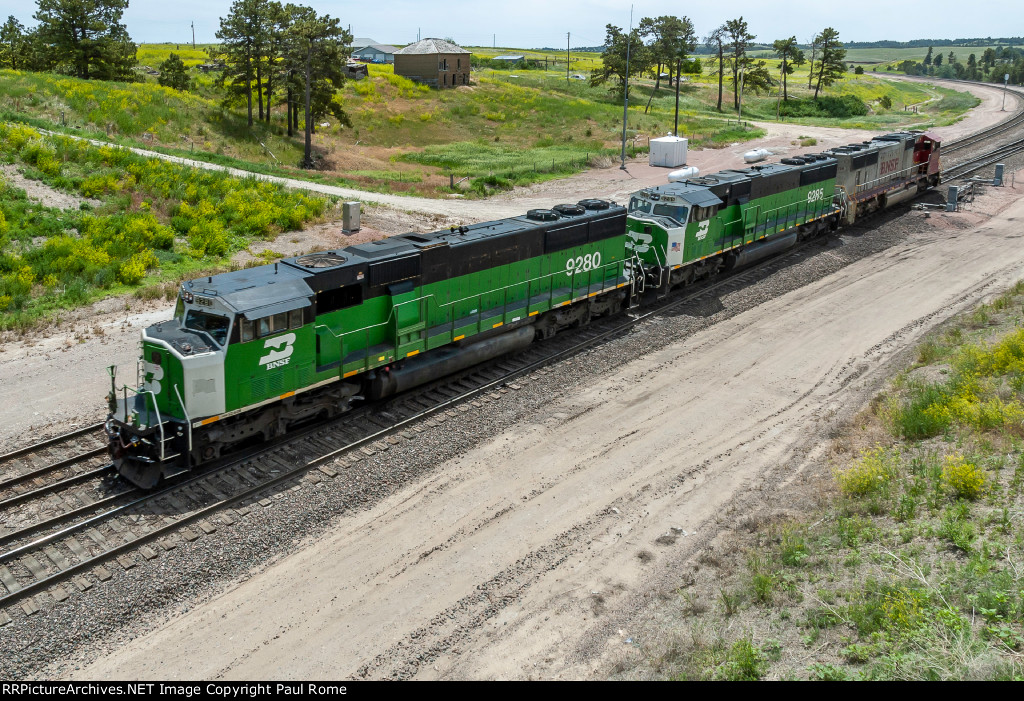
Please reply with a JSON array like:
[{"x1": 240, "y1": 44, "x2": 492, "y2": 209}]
[{"x1": 183, "y1": 264, "x2": 315, "y2": 317}]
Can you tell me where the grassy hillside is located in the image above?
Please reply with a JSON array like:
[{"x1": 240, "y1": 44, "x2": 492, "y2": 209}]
[
  {"x1": 0, "y1": 123, "x2": 332, "y2": 329},
  {"x1": 0, "y1": 42, "x2": 981, "y2": 199}
]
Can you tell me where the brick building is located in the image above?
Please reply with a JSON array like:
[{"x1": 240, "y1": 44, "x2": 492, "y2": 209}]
[{"x1": 394, "y1": 38, "x2": 471, "y2": 88}]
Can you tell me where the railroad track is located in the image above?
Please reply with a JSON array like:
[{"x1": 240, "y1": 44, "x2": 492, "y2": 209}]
[
  {"x1": 0, "y1": 423, "x2": 113, "y2": 514},
  {"x1": 6, "y1": 82, "x2": 1024, "y2": 621},
  {"x1": 943, "y1": 137, "x2": 1024, "y2": 181},
  {"x1": 0, "y1": 232, "x2": 837, "y2": 614},
  {"x1": 944, "y1": 81, "x2": 1024, "y2": 153}
]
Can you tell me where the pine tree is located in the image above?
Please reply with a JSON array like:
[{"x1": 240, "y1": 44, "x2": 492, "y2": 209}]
[
  {"x1": 33, "y1": 0, "x2": 137, "y2": 81},
  {"x1": 724, "y1": 17, "x2": 756, "y2": 110},
  {"x1": 158, "y1": 53, "x2": 189, "y2": 90},
  {"x1": 284, "y1": 8, "x2": 350, "y2": 167},
  {"x1": 772, "y1": 36, "x2": 801, "y2": 101},
  {"x1": 812, "y1": 27, "x2": 846, "y2": 100},
  {"x1": 0, "y1": 16, "x2": 26, "y2": 70},
  {"x1": 705, "y1": 24, "x2": 727, "y2": 112}
]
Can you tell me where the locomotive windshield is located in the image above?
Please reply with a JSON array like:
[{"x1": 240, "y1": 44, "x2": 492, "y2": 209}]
[
  {"x1": 628, "y1": 197, "x2": 652, "y2": 214},
  {"x1": 652, "y1": 203, "x2": 689, "y2": 226},
  {"x1": 184, "y1": 310, "x2": 231, "y2": 346}
]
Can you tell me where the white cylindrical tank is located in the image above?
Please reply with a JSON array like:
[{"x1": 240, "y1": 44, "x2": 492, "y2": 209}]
[
  {"x1": 667, "y1": 166, "x2": 700, "y2": 182},
  {"x1": 743, "y1": 148, "x2": 771, "y2": 163}
]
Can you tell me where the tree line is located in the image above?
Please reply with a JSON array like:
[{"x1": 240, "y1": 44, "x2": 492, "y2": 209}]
[
  {"x1": 0, "y1": 0, "x2": 352, "y2": 168},
  {"x1": 895, "y1": 45, "x2": 1024, "y2": 84},
  {"x1": 592, "y1": 15, "x2": 846, "y2": 110}
]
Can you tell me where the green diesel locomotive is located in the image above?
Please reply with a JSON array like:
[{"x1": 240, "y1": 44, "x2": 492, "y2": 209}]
[
  {"x1": 107, "y1": 199, "x2": 631, "y2": 487},
  {"x1": 107, "y1": 131, "x2": 941, "y2": 488}
]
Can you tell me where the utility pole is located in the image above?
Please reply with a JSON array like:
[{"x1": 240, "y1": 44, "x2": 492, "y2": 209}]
[
  {"x1": 620, "y1": 5, "x2": 633, "y2": 170},
  {"x1": 191, "y1": 21, "x2": 195, "y2": 50},
  {"x1": 737, "y1": 68, "x2": 745, "y2": 121},
  {"x1": 674, "y1": 57, "x2": 681, "y2": 136},
  {"x1": 567, "y1": 32, "x2": 570, "y2": 84}
]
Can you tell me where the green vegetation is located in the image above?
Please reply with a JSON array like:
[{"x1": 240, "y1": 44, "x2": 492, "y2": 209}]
[
  {"x1": 0, "y1": 123, "x2": 330, "y2": 328},
  {"x1": 629, "y1": 283, "x2": 1024, "y2": 680}
]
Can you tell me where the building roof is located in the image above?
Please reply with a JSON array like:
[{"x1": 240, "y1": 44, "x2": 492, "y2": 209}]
[
  {"x1": 493, "y1": 54, "x2": 525, "y2": 61},
  {"x1": 351, "y1": 37, "x2": 378, "y2": 49},
  {"x1": 396, "y1": 38, "x2": 470, "y2": 55},
  {"x1": 353, "y1": 43, "x2": 399, "y2": 54}
]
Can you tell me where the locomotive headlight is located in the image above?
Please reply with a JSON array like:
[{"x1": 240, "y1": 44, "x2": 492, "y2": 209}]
[{"x1": 183, "y1": 292, "x2": 194, "y2": 303}]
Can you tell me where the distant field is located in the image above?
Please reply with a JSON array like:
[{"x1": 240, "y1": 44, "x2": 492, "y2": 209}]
[
  {"x1": 748, "y1": 45, "x2": 1004, "y2": 65},
  {"x1": 137, "y1": 43, "x2": 218, "y2": 68}
]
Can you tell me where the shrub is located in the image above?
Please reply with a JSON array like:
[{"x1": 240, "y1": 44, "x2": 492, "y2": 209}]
[
  {"x1": 187, "y1": 220, "x2": 230, "y2": 258},
  {"x1": 941, "y1": 455, "x2": 987, "y2": 500},
  {"x1": 714, "y1": 638, "x2": 767, "y2": 681},
  {"x1": 837, "y1": 446, "x2": 899, "y2": 497},
  {"x1": 117, "y1": 251, "x2": 159, "y2": 285}
]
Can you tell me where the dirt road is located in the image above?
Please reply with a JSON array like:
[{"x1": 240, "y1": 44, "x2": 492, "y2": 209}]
[{"x1": 66, "y1": 182, "x2": 1024, "y2": 680}]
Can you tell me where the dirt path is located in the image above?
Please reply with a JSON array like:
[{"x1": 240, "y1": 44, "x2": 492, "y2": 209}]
[{"x1": 68, "y1": 183, "x2": 1024, "y2": 680}]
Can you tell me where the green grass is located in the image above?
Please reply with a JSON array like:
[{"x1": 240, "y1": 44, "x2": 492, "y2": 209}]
[{"x1": 0, "y1": 123, "x2": 332, "y2": 329}]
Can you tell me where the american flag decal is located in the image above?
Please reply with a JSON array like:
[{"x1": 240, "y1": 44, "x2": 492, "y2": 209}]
[{"x1": 671, "y1": 242, "x2": 681, "y2": 252}]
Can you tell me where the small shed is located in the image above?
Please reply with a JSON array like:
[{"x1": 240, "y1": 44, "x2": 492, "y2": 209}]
[
  {"x1": 395, "y1": 38, "x2": 471, "y2": 88},
  {"x1": 649, "y1": 136, "x2": 688, "y2": 168}
]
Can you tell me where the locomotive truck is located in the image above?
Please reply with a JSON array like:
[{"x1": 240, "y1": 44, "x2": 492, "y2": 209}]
[{"x1": 107, "y1": 130, "x2": 941, "y2": 488}]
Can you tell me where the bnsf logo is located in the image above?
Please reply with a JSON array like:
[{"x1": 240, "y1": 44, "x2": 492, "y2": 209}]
[
  {"x1": 258, "y1": 333, "x2": 296, "y2": 370},
  {"x1": 879, "y1": 158, "x2": 901, "y2": 176}
]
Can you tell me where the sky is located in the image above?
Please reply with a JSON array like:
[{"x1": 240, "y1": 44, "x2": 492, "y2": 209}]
[{"x1": 2, "y1": 0, "x2": 1021, "y2": 49}]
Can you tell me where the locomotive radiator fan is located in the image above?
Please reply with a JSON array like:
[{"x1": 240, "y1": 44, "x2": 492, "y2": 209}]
[{"x1": 295, "y1": 252, "x2": 348, "y2": 268}]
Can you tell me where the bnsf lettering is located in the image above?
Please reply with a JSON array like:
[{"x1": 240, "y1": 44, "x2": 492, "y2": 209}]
[
  {"x1": 879, "y1": 158, "x2": 901, "y2": 176},
  {"x1": 266, "y1": 357, "x2": 291, "y2": 370}
]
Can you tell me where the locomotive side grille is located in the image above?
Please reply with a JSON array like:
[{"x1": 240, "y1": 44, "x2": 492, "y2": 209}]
[{"x1": 369, "y1": 255, "x2": 421, "y2": 287}]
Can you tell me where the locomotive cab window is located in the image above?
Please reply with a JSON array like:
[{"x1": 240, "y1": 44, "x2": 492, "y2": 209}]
[
  {"x1": 652, "y1": 204, "x2": 689, "y2": 226},
  {"x1": 240, "y1": 319, "x2": 255, "y2": 343},
  {"x1": 185, "y1": 310, "x2": 230, "y2": 346},
  {"x1": 628, "y1": 197, "x2": 652, "y2": 214},
  {"x1": 692, "y1": 205, "x2": 718, "y2": 222}
]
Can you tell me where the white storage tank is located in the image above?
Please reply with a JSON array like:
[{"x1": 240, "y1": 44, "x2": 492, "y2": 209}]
[
  {"x1": 649, "y1": 136, "x2": 688, "y2": 168},
  {"x1": 743, "y1": 148, "x2": 771, "y2": 163},
  {"x1": 667, "y1": 166, "x2": 700, "y2": 182}
]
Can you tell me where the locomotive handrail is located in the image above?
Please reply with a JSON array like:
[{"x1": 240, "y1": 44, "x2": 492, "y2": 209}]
[
  {"x1": 173, "y1": 383, "x2": 191, "y2": 467},
  {"x1": 119, "y1": 385, "x2": 166, "y2": 461},
  {"x1": 855, "y1": 163, "x2": 921, "y2": 195}
]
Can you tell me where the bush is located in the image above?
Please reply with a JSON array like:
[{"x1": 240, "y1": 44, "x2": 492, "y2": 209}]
[
  {"x1": 779, "y1": 95, "x2": 870, "y2": 119},
  {"x1": 187, "y1": 220, "x2": 230, "y2": 258},
  {"x1": 837, "y1": 446, "x2": 899, "y2": 497},
  {"x1": 941, "y1": 455, "x2": 987, "y2": 500}
]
